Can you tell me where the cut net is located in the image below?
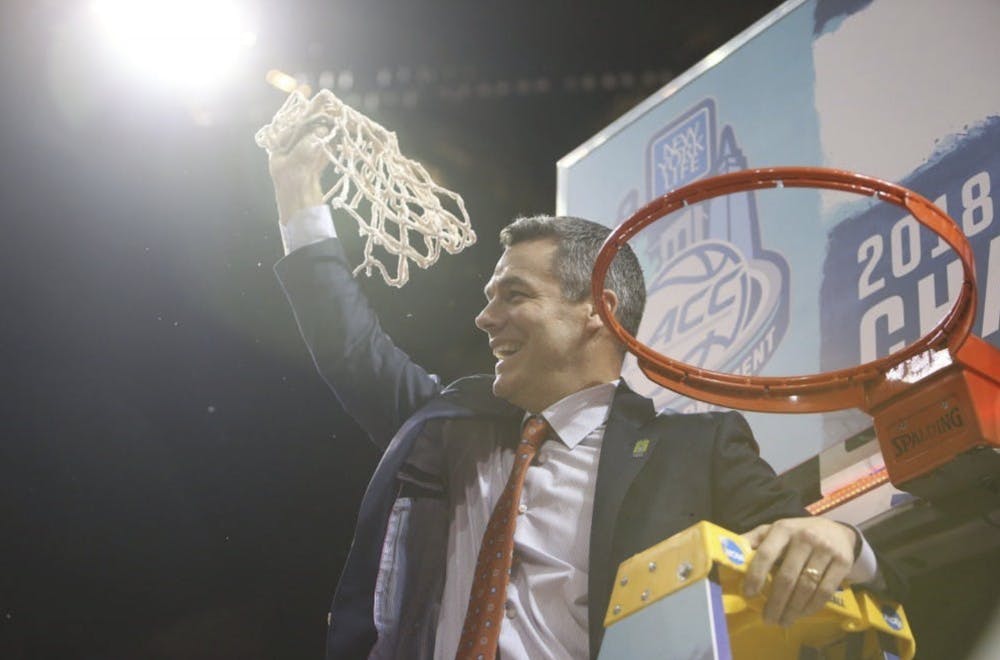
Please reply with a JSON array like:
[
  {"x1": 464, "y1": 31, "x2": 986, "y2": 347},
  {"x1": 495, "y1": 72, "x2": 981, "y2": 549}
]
[{"x1": 255, "y1": 89, "x2": 476, "y2": 287}]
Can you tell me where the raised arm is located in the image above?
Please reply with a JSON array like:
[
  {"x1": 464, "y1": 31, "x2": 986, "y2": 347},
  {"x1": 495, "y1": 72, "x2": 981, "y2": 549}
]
[{"x1": 268, "y1": 105, "x2": 441, "y2": 451}]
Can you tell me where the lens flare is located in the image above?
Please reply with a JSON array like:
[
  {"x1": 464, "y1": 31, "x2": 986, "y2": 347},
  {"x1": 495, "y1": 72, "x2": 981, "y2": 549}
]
[{"x1": 92, "y1": 0, "x2": 256, "y2": 90}]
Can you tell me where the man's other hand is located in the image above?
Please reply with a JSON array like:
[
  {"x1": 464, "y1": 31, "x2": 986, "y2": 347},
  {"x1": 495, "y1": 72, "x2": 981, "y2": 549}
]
[
  {"x1": 269, "y1": 94, "x2": 336, "y2": 223},
  {"x1": 741, "y1": 517, "x2": 858, "y2": 627}
]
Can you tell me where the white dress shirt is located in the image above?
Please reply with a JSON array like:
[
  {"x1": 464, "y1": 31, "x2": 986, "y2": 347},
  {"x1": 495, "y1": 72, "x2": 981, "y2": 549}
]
[
  {"x1": 410, "y1": 381, "x2": 618, "y2": 660},
  {"x1": 279, "y1": 204, "x2": 339, "y2": 254}
]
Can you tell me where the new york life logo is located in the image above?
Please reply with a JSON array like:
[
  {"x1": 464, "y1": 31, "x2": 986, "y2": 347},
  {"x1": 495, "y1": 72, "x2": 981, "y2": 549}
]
[{"x1": 625, "y1": 99, "x2": 790, "y2": 413}]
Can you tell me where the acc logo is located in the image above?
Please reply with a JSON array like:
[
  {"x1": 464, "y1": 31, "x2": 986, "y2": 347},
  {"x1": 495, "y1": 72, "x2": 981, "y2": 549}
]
[
  {"x1": 720, "y1": 537, "x2": 745, "y2": 566},
  {"x1": 882, "y1": 606, "x2": 904, "y2": 631},
  {"x1": 625, "y1": 99, "x2": 790, "y2": 413}
]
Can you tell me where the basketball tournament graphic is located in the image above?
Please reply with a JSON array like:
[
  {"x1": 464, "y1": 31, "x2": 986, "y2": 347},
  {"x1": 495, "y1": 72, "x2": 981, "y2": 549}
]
[
  {"x1": 820, "y1": 116, "x2": 1000, "y2": 371},
  {"x1": 626, "y1": 99, "x2": 790, "y2": 413}
]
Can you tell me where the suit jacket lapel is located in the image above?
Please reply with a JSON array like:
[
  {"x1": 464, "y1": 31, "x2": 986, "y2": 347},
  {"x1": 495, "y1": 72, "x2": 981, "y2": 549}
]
[{"x1": 587, "y1": 380, "x2": 658, "y2": 657}]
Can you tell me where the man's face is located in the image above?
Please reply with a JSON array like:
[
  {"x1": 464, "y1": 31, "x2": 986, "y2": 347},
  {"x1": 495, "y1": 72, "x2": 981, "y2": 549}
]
[{"x1": 475, "y1": 238, "x2": 601, "y2": 412}]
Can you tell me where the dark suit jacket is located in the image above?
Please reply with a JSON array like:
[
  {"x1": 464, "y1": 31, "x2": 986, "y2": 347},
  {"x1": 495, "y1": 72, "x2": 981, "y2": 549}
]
[{"x1": 276, "y1": 238, "x2": 808, "y2": 659}]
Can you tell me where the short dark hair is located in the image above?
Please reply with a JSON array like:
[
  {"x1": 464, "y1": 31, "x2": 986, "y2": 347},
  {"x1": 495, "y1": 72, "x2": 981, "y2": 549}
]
[{"x1": 499, "y1": 215, "x2": 646, "y2": 337}]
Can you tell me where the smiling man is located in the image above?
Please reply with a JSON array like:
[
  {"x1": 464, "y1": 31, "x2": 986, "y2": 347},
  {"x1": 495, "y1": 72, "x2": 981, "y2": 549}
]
[
  {"x1": 477, "y1": 226, "x2": 633, "y2": 414},
  {"x1": 268, "y1": 132, "x2": 893, "y2": 660}
]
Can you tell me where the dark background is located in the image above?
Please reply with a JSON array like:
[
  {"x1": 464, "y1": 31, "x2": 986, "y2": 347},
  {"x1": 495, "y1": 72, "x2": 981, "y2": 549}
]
[{"x1": 1, "y1": 1, "x2": 996, "y2": 658}]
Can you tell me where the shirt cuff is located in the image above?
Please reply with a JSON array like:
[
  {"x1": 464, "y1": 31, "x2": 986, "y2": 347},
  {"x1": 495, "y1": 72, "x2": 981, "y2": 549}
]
[
  {"x1": 281, "y1": 204, "x2": 337, "y2": 254},
  {"x1": 845, "y1": 525, "x2": 879, "y2": 584}
]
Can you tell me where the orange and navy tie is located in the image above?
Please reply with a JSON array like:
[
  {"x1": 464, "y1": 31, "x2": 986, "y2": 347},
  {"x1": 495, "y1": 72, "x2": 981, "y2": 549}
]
[{"x1": 455, "y1": 415, "x2": 551, "y2": 660}]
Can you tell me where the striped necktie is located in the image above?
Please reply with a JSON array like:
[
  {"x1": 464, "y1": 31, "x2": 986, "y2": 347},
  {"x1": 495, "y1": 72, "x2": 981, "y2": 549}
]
[{"x1": 455, "y1": 415, "x2": 551, "y2": 660}]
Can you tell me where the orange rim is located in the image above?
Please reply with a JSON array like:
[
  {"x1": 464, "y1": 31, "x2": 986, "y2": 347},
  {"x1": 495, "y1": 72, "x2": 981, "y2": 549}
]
[{"x1": 592, "y1": 167, "x2": 977, "y2": 413}]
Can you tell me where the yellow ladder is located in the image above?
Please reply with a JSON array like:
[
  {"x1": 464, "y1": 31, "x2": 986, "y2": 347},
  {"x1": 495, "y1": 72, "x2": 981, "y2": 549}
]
[{"x1": 600, "y1": 521, "x2": 914, "y2": 659}]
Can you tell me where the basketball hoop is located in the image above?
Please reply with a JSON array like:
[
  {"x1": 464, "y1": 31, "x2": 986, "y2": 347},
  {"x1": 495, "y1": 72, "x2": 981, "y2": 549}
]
[
  {"x1": 591, "y1": 167, "x2": 978, "y2": 414},
  {"x1": 594, "y1": 167, "x2": 1000, "y2": 496}
]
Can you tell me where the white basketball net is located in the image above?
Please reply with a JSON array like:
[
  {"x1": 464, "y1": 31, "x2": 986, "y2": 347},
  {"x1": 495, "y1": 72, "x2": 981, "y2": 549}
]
[{"x1": 255, "y1": 89, "x2": 476, "y2": 287}]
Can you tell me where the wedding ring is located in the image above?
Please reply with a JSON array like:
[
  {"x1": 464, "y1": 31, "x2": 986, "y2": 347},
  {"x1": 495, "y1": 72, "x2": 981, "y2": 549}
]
[{"x1": 803, "y1": 567, "x2": 823, "y2": 581}]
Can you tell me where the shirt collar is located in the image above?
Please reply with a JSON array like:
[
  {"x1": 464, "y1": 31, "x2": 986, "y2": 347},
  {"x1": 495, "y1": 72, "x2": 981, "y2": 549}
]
[{"x1": 524, "y1": 381, "x2": 618, "y2": 450}]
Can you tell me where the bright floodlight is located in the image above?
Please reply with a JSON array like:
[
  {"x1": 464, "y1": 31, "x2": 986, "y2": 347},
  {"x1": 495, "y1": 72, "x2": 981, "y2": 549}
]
[{"x1": 92, "y1": 0, "x2": 256, "y2": 90}]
